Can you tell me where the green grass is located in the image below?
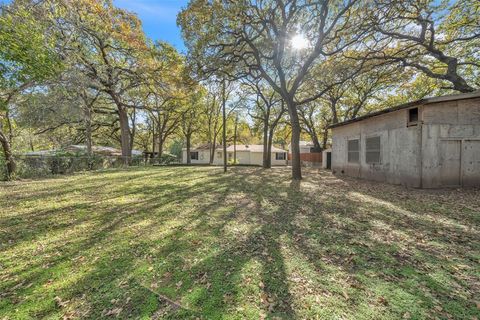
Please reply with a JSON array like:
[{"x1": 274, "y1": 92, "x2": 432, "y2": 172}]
[{"x1": 0, "y1": 166, "x2": 479, "y2": 319}]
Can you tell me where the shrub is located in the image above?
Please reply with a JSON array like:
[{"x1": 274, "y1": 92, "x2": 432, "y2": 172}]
[
  {"x1": 228, "y1": 159, "x2": 240, "y2": 165},
  {"x1": 159, "y1": 153, "x2": 177, "y2": 165}
]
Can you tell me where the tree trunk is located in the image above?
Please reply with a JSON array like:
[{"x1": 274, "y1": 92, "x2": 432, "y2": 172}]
[
  {"x1": 84, "y1": 107, "x2": 93, "y2": 156},
  {"x1": 331, "y1": 100, "x2": 339, "y2": 124},
  {"x1": 322, "y1": 126, "x2": 329, "y2": 150},
  {"x1": 262, "y1": 119, "x2": 269, "y2": 168},
  {"x1": 233, "y1": 116, "x2": 238, "y2": 164},
  {"x1": 311, "y1": 132, "x2": 322, "y2": 152},
  {"x1": 0, "y1": 130, "x2": 15, "y2": 180},
  {"x1": 152, "y1": 120, "x2": 156, "y2": 156},
  {"x1": 266, "y1": 128, "x2": 274, "y2": 168},
  {"x1": 222, "y1": 80, "x2": 227, "y2": 173},
  {"x1": 186, "y1": 133, "x2": 192, "y2": 165},
  {"x1": 286, "y1": 98, "x2": 302, "y2": 180},
  {"x1": 118, "y1": 106, "x2": 132, "y2": 165},
  {"x1": 157, "y1": 137, "x2": 164, "y2": 159},
  {"x1": 210, "y1": 135, "x2": 217, "y2": 164},
  {"x1": 129, "y1": 108, "x2": 136, "y2": 153}
]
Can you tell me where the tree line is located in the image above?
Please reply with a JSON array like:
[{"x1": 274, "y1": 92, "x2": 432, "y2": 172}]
[
  {"x1": 178, "y1": 0, "x2": 479, "y2": 179},
  {"x1": 1, "y1": 0, "x2": 478, "y2": 180}
]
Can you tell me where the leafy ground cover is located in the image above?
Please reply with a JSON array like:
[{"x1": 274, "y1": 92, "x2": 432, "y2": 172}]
[{"x1": 0, "y1": 166, "x2": 479, "y2": 319}]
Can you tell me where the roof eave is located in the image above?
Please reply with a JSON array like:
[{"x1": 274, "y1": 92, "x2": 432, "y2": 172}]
[{"x1": 329, "y1": 90, "x2": 480, "y2": 129}]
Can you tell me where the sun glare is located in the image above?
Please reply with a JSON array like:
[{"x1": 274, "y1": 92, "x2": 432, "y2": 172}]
[{"x1": 291, "y1": 34, "x2": 309, "y2": 50}]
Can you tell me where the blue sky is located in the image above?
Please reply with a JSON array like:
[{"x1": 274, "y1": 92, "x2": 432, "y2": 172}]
[{"x1": 114, "y1": 0, "x2": 189, "y2": 53}]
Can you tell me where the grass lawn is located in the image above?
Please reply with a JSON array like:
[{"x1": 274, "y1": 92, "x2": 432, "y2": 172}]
[{"x1": 1, "y1": 166, "x2": 479, "y2": 319}]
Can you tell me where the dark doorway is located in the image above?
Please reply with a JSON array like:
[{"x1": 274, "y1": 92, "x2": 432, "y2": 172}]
[{"x1": 326, "y1": 152, "x2": 332, "y2": 170}]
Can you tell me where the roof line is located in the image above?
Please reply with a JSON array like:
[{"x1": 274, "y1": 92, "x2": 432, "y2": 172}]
[{"x1": 329, "y1": 90, "x2": 480, "y2": 129}]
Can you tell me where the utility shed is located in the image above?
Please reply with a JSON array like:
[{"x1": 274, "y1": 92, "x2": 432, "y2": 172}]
[{"x1": 329, "y1": 91, "x2": 480, "y2": 188}]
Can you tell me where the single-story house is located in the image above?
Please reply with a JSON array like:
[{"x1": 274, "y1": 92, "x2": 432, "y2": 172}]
[
  {"x1": 182, "y1": 144, "x2": 223, "y2": 165},
  {"x1": 182, "y1": 144, "x2": 288, "y2": 166},
  {"x1": 329, "y1": 90, "x2": 480, "y2": 188}
]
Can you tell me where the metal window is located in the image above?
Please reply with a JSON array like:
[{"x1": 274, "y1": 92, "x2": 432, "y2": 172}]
[
  {"x1": 190, "y1": 152, "x2": 199, "y2": 160},
  {"x1": 347, "y1": 139, "x2": 360, "y2": 163},
  {"x1": 366, "y1": 136, "x2": 381, "y2": 163},
  {"x1": 276, "y1": 152, "x2": 286, "y2": 160}
]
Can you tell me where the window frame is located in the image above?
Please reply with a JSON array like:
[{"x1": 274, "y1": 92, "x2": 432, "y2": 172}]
[
  {"x1": 407, "y1": 107, "x2": 419, "y2": 126},
  {"x1": 275, "y1": 152, "x2": 286, "y2": 160},
  {"x1": 347, "y1": 139, "x2": 360, "y2": 164},
  {"x1": 365, "y1": 136, "x2": 381, "y2": 164},
  {"x1": 190, "y1": 151, "x2": 199, "y2": 160}
]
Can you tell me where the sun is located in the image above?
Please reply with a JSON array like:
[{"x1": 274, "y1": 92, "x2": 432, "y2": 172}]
[{"x1": 291, "y1": 34, "x2": 309, "y2": 50}]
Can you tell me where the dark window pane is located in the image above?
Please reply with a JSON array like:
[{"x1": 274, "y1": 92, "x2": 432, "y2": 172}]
[
  {"x1": 347, "y1": 139, "x2": 360, "y2": 163},
  {"x1": 409, "y1": 108, "x2": 419, "y2": 122},
  {"x1": 348, "y1": 151, "x2": 359, "y2": 163},
  {"x1": 348, "y1": 139, "x2": 359, "y2": 152},
  {"x1": 366, "y1": 151, "x2": 381, "y2": 163},
  {"x1": 276, "y1": 152, "x2": 286, "y2": 160},
  {"x1": 366, "y1": 136, "x2": 381, "y2": 163}
]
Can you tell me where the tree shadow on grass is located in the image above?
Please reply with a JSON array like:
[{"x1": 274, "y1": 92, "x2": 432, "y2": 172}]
[{"x1": 1, "y1": 166, "x2": 479, "y2": 319}]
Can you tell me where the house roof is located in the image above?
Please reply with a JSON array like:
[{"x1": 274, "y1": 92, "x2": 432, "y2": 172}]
[
  {"x1": 329, "y1": 90, "x2": 480, "y2": 129},
  {"x1": 189, "y1": 144, "x2": 286, "y2": 153},
  {"x1": 191, "y1": 143, "x2": 223, "y2": 150},
  {"x1": 226, "y1": 144, "x2": 287, "y2": 153}
]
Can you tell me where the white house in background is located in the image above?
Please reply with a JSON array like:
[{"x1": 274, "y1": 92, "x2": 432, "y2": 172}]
[
  {"x1": 182, "y1": 144, "x2": 223, "y2": 165},
  {"x1": 182, "y1": 144, "x2": 288, "y2": 166},
  {"x1": 287, "y1": 140, "x2": 316, "y2": 154}
]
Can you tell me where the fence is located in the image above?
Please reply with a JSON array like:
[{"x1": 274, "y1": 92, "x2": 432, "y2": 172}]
[
  {"x1": 0, "y1": 155, "x2": 151, "y2": 180},
  {"x1": 287, "y1": 152, "x2": 323, "y2": 167}
]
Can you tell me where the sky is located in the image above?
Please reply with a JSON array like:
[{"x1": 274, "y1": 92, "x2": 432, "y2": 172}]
[{"x1": 114, "y1": 0, "x2": 189, "y2": 53}]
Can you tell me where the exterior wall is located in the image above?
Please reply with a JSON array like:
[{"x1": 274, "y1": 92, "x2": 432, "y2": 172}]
[
  {"x1": 331, "y1": 97, "x2": 480, "y2": 188},
  {"x1": 249, "y1": 152, "x2": 262, "y2": 165},
  {"x1": 270, "y1": 152, "x2": 288, "y2": 166},
  {"x1": 229, "y1": 151, "x2": 251, "y2": 165},
  {"x1": 331, "y1": 109, "x2": 422, "y2": 187},
  {"x1": 421, "y1": 98, "x2": 480, "y2": 188},
  {"x1": 182, "y1": 149, "x2": 223, "y2": 165},
  {"x1": 183, "y1": 149, "x2": 287, "y2": 166},
  {"x1": 239, "y1": 152, "x2": 287, "y2": 166}
]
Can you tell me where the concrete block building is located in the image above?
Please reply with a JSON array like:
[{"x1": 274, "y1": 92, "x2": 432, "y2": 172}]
[{"x1": 329, "y1": 91, "x2": 480, "y2": 188}]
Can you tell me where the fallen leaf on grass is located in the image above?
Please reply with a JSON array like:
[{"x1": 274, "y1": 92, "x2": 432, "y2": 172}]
[
  {"x1": 102, "y1": 307, "x2": 123, "y2": 317},
  {"x1": 176, "y1": 281, "x2": 183, "y2": 290},
  {"x1": 54, "y1": 296, "x2": 68, "y2": 308},
  {"x1": 377, "y1": 296, "x2": 388, "y2": 306}
]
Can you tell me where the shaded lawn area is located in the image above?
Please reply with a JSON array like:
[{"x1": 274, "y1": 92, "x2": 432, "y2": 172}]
[{"x1": 0, "y1": 166, "x2": 479, "y2": 320}]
